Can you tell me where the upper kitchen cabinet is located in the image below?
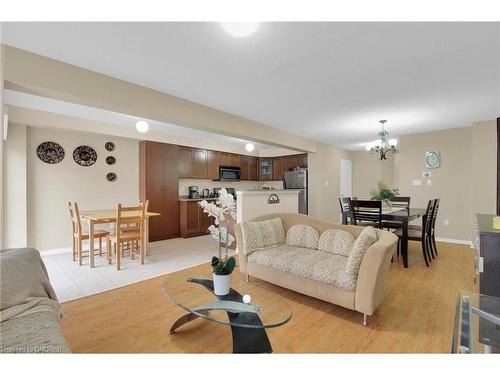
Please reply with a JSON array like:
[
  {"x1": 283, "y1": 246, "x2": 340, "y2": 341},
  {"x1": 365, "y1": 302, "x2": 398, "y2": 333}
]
[
  {"x1": 192, "y1": 149, "x2": 208, "y2": 179},
  {"x1": 207, "y1": 150, "x2": 220, "y2": 180},
  {"x1": 260, "y1": 158, "x2": 273, "y2": 181},
  {"x1": 179, "y1": 147, "x2": 208, "y2": 179},
  {"x1": 240, "y1": 156, "x2": 259, "y2": 181},
  {"x1": 230, "y1": 154, "x2": 241, "y2": 168},
  {"x1": 219, "y1": 153, "x2": 231, "y2": 167},
  {"x1": 273, "y1": 158, "x2": 283, "y2": 181},
  {"x1": 283, "y1": 154, "x2": 308, "y2": 174},
  {"x1": 179, "y1": 147, "x2": 193, "y2": 178},
  {"x1": 139, "y1": 141, "x2": 180, "y2": 241}
]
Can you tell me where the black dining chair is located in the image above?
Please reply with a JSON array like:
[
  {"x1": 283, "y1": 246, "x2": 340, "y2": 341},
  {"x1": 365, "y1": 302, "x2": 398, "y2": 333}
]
[
  {"x1": 394, "y1": 199, "x2": 435, "y2": 267},
  {"x1": 429, "y1": 198, "x2": 440, "y2": 258},
  {"x1": 350, "y1": 199, "x2": 383, "y2": 229},
  {"x1": 339, "y1": 197, "x2": 353, "y2": 224},
  {"x1": 383, "y1": 196, "x2": 411, "y2": 230}
]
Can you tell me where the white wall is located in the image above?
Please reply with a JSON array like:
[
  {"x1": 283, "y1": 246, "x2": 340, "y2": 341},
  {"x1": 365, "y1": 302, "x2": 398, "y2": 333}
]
[
  {"x1": 24, "y1": 126, "x2": 139, "y2": 251},
  {"x1": 5, "y1": 123, "x2": 27, "y2": 248}
]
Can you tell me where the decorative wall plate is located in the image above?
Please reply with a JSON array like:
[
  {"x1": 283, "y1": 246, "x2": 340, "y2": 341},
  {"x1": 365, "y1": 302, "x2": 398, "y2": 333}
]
[
  {"x1": 73, "y1": 145, "x2": 97, "y2": 167},
  {"x1": 425, "y1": 151, "x2": 440, "y2": 169},
  {"x1": 106, "y1": 172, "x2": 117, "y2": 182},
  {"x1": 105, "y1": 156, "x2": 116, "y2": 165},
  {"x1": 105, "y1": 142, "x2": 115, "y2": 152},
  {"x1": 37, "y1": 141, "x2": 65, "y2": 164}
]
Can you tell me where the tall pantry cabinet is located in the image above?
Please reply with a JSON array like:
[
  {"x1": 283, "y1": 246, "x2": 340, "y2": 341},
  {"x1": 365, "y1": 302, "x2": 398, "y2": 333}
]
[{"x1": 139, "y1": 141, "x2": 180, "y2": 241}]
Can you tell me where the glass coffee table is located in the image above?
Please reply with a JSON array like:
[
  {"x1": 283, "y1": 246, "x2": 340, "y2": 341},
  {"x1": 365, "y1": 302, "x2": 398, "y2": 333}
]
[
  {"x1": 162, "y1": 272, "x2": 292, "y2": 353},
  {"x1": 452, "y1": 291, "x2": 500, "y2": 353}
]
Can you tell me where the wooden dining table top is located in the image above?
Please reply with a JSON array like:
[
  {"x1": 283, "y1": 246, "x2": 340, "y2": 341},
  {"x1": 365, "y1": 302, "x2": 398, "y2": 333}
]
[{"x1": 80, "y1": 209, "x2": 161, "y2": 221}]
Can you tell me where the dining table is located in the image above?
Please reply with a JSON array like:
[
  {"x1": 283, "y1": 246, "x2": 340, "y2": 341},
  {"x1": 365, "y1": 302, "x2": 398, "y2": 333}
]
[
  {"x1": 341, "y1": 207, "x2": 426, "y2": 268},
  {"x1": 80, "y1": 209, "x2": 161, "y2": 268}
]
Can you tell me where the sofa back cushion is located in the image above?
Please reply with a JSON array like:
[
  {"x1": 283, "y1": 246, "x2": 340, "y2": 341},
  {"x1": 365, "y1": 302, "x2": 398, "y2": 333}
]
[
  {"x1": 318, "y1": 229, "x2": 356, "y2": 257},
  {"x1": 240, "y1": 218, "x2": 286, "y2": 254},
  {"x1": 345, "y1": 226, "x2": 378, "y2": 278},
  {"x1": 286, "y1": 224, "x2": 320, "y2": 249}
]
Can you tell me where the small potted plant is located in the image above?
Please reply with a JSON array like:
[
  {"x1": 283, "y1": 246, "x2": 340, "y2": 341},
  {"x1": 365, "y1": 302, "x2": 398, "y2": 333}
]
[
  {"x1": 199, "y1": 188, "x2": 237, "y2": 295},
  {"x1": 371, "y1": 182, "x2": 399, "y2": 209}
]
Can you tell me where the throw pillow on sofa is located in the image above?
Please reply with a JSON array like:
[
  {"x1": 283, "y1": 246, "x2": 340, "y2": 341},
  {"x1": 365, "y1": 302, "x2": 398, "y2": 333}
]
[
  {"x1": 318, "y1": 229, "x2": 356, "y2": 257},
  {"x1": 345, "y1": 226, "x2": 378, "y2": 279},
  {"x1": 285, "y1": 224, "x2": 320, "y2": 249},
  {"x1": 241, "y1": 218, "x2": 286, "y2": 254}
]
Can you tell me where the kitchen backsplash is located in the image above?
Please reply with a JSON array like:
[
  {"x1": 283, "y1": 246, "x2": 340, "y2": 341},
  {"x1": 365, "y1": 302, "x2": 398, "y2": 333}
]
[{"x1": 178, "y1": 179, "x2": 283, "y2": 196}]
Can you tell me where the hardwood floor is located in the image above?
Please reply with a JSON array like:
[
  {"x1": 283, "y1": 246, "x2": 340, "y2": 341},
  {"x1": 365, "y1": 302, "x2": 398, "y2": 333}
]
[{"x1": 60, "y1": 241, "x2": 477, "y2": 353}]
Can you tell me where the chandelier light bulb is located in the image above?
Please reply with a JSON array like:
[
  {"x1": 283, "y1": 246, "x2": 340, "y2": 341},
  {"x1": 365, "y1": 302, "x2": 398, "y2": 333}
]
[
  {"x1": 388, "y1": 138, "x2": 398, "y2": 147},
  {"x1": 135, "y1": 120, "x2": 149, "y2": 133}
]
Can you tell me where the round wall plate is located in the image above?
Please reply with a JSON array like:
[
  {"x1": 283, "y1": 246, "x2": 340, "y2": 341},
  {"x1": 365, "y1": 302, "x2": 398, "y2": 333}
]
[
  {"x1": 425, "y1": 151, "x2": 440, "y2": 169},
  {"x1": 106, "y1": 172, "x2": 117, "y2": 182},
  {"x1": 105, "y1": 142, "x2": 115, "y2": 152},
  {"x1": 73, "y1": 145, "x2": 97, "y2": 167},
  {"x1": 37, "y1": 141, "x2": 65, "y2": 164},
  {"x1": 105, "y1": 156, "x2": 116, "y2": 165}
]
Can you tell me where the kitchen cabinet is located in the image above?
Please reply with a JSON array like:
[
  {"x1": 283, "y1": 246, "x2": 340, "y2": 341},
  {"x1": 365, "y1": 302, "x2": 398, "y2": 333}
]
[
  {"x1": 282, "y1": 154, "x2": 308, "y2": 174},
  {"x1": 207, "y1": 150, "x2": 220, "y2": 180},
  {"x1": 192, "y1": 149, "x2": 208, "y2": 179},
  {"x1": 179, "y1": 147, "x2": 193, "y2": 179},
  {"x1": 238, "y1": 156, "x2": 259, "y2": 181},
  {"x1": 219, "y1": 153, "x2": 232, "y2": 167},
  {"x1": 139, "y1": 141, "x2": 180, "y2": 241},
  {"x1": 230, "y1": 154, "x2": 241, "y2": 168},
  {"x1": 180, "y1": 200, "x2": 214, "y2": 237},
  {"x1": 260, "y1": 158, "x2": 273, "y2": 181},
  {"x1": 273, "y1": 158, "x2": 283, "y2": 181}
]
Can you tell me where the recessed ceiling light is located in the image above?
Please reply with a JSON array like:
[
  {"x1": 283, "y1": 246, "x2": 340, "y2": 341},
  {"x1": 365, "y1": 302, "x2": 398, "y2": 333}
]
[
  {"x1": 245, "y1": 143, "x2": 255, "y2": 152},
  {"x1": 221, "y1": 23, "x2": 260, "y2": 37},
  {"x1": 135, "y1": 120, "x2": 149, "y2": 133}
]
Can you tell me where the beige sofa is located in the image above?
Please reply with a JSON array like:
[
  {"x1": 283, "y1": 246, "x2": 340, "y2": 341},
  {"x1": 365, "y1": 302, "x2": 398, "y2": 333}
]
[{"x1": 234, "y1": 213, "x2": 398, "y2": 325}]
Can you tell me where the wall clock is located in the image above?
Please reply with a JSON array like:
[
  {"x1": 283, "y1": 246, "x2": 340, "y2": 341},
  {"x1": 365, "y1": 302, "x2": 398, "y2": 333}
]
[{"x1": 425, "y1": 151, "x2": 440, "y2": 169}]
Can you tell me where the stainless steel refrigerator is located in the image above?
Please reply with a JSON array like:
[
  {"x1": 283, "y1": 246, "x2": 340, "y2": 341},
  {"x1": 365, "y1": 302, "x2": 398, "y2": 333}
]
[{"x1": 284, "y1": 168, "x2": 308, "y2": 214}]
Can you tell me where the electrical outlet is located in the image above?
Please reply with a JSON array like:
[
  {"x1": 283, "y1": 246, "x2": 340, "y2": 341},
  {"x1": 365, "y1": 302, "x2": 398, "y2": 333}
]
[
  {"x1": 427, "y1": 179, "x2": 432, "y2": 186},
  {"x1": 444, "y1": 219, "x2": 450, "y2": 226},
  {"x1": 412, "y1": 180, "x2": 422, "y2": 186}
]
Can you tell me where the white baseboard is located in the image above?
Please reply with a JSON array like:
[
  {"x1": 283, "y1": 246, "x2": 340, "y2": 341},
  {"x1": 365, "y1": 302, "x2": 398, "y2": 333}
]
[{"x1": 435, "y1": 237, "x2": 472, "y2": 246}]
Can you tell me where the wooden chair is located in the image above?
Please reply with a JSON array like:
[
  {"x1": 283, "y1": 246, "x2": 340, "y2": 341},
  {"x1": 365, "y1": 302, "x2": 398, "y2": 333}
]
[
  {"x1": 428, "y1": 198, "x2": 440, "y2": 258},
  {"x1": 68, "y1": 202, "x2": 110, "y2": 265},
  {"x1": 394, "y1": 199, "x2": 435, "y2": 267},
  {"x1": 383, "y1": 196, "x2": 411, "y2": 230},
  {"x1": 350, "y1": 199, "x2": 383, "y2": 229},
  {"x1": 106, "y1": 202, "x2": 146, "y2": 270},
  {"x1": 120, "y1": 200, "x2": 149, "y2": 255}
]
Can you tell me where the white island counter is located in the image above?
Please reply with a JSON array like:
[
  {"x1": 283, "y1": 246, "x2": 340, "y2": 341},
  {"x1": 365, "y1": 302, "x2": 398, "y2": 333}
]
[{"x1": 235, "y1": 190, "x2": 300, "y2": 224}]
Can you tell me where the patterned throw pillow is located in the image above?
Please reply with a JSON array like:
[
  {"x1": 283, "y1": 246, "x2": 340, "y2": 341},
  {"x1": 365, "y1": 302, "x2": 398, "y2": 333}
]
[
  {"x1": 285, "y1": 224, "x2": 320, "y2": 249},
  {"x1": 241, "y1": 218, "x2": 286, "y2": 254},
  {"x1": 318, "y1": 229, "x2": 356, "y2": 257},
  {"x1": 345, "y1": 226, "x2": 378, "y2": 278}
]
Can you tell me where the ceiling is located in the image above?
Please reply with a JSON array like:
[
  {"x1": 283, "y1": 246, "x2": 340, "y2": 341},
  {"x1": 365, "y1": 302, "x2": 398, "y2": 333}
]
[
  {"x1": 4, "y1": 90, "x2": 275, "y2": 152},
  {"x1": 2, "y1": 22, "x2": 499, "y2": 150}
]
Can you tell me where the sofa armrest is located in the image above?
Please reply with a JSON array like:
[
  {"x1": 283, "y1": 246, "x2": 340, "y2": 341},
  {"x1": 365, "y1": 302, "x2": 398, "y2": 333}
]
[
  {"x1": 233, "y1": 223, "x2": 248, "y2": 274},
  {"x1": 354, "y1": 231, "x2": 397, "y2": 315}
]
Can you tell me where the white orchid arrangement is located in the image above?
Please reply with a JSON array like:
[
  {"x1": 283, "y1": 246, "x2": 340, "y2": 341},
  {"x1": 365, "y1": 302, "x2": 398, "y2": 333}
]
[{"x1": 198, "y1": 188, "x2": 237, "y2": 259}]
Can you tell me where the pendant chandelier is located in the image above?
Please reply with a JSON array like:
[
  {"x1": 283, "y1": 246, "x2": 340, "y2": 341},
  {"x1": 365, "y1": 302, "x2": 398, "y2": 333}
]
[{"x1": 366, "y1": 120, "x2": 398, "y2": 160}]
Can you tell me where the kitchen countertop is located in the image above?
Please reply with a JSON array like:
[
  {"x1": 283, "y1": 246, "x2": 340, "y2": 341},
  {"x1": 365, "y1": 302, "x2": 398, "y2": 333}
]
[
  {"x1": 236, "y1": 189, "x2": 301, "y2": 195},
  {"x1": 178, "y1": 196, "x2": 217, "y2": 202}
]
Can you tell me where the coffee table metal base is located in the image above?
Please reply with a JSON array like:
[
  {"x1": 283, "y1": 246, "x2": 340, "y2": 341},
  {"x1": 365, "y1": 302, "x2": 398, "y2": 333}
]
[{"x1": 169, "y1": 278, "x2": 273, "y2": 354}]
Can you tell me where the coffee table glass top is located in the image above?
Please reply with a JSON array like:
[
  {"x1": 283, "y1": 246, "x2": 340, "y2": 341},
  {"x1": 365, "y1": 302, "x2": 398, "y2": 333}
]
[
  {"x1": 162, "y1": 272, "x2": 292, "y2": 329},
  {"x1": 452, "y1": 291, "x2": 500, "y2": 353}
]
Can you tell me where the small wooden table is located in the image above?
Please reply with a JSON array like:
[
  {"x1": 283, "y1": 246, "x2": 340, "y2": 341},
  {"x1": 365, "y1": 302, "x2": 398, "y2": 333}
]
[{"x1": 80, "y1": 209, "x2": 161, "y2": 268}]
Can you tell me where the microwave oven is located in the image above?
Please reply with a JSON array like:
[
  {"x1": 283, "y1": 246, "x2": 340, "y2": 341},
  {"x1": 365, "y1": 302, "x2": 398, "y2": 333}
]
[{"x1": 219, "y1": 166, "x2": 241, "y2": 181}]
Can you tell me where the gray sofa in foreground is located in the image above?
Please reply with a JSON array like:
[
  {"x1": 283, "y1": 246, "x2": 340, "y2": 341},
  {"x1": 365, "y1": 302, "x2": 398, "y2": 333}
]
[{"x1": 0, "y1": 248, "x2": 70, "y2": 353}]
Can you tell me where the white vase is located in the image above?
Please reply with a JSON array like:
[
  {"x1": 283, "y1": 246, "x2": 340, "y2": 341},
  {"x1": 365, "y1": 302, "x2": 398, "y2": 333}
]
[{"x1": 213, "y1": 273, "x2": 231, "y2": 296}]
